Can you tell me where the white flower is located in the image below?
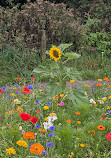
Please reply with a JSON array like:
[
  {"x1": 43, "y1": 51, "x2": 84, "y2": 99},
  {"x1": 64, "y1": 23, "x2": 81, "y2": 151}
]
[
  {"x1": 43, "y1": 121, "x2": 53, "y2": 130},
  {"x1": 89, "y1": 98, "x2": 96, "y2": 104},
  {"x1": 97, "y1": 100, "x2": 104, "y2": 104}
]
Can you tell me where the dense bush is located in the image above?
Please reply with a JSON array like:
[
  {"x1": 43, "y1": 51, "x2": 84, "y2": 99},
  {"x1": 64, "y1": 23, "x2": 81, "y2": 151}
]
[{"x1": 0, "y1": 0, "x2": 83, "y2": 50}]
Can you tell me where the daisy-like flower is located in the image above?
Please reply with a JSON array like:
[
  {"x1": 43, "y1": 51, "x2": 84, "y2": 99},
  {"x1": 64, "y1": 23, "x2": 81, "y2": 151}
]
[
  {"x1": 6, "y1": 147, "x2": 16, "y2": 155},
  {"x1": 49, "y1": 46, "x2": 61, "y2": 61},
  {"x1": 30, "y1": 143, "x2": 44, "y2": 155},
  {"x1": 16, "y1": 140, "x2": 28, "y2": 147},
  {"x1": 97, "y1": 125, "x2": 105, "y2": 130}
]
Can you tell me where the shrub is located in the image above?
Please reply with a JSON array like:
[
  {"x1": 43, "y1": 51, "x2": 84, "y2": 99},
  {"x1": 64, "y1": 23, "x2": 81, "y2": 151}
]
[{"x1": 0, "y1": 0, "x2": 83, "y2": 50}]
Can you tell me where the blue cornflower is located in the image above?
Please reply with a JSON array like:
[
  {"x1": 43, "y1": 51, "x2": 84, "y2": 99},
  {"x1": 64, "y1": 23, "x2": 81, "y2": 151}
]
[
  {"x1": 108, "y1": 110, "x2": 111, "y2": 114},
  {"x1": 2, "y1": 87, "x2": 6, "y2": 90},
  {"x1": 48, "y1": 133, "x2": 54, "y2": 137},
  {"x1": 15, "y1": 91, "x2": 19, "y2": 94},
  {"x1": 49, "y1": 126, "x2": 55, "y2": 131},
  {"x1": 27, "y1": 85, "x2": 33, "y2": 89},
  {"x1": 36, "y1": 99, "x2": 40, "y2": 104},
  {"x1": 102, "y1": 95, "x2": 105, "y2": 98},
  {"x1": 6, "y1": 95, "x2": 10, "y2": 98},
  {"x1": 41, "y1": 150, "x2": 48, "y2": 155},
  {"x1": 48, "y1": 101, "x2": 51, "y2": 106},
  {"x1": 14, "y1": 84, "x2": 18, "y2": 87},
  {"x1": 47, "y1": 142, "x2": 53, "y2": 147},
  {"x1": 28, "y1": 143, "x2": 32, "y2": 149},
  {"x1": 35, "y1": 157, "x2": 39, "y2": 158},
  {"x1": 35, "y1": 73, "x2": 37, "y2": 74},
  {"x1": 35, "y1": 124, "x2": 40, "y2": 129}
]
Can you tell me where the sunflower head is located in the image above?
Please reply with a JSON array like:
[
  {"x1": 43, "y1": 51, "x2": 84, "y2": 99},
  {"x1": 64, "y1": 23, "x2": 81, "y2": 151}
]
[{"x1": 49, "y1": 46, "x2": 61, "y2": 61}]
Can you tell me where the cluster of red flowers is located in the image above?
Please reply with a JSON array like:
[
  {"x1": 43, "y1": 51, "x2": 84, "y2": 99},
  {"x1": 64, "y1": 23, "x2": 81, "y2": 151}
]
[
  {"x1": 19, "y1": 113, "x2": 38, "y2": 124},
  {"x1": 23, "y1": 86, "x2": 31, "y2": 94},
  {"x1": 0, "y1": 89, "x2": 3, "y2": 94}
]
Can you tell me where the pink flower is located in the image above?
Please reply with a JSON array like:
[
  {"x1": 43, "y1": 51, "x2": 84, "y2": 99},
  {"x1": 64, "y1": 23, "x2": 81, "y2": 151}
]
[{"x1": 58, "y1": 102, "x2": 64, "y2": 106}]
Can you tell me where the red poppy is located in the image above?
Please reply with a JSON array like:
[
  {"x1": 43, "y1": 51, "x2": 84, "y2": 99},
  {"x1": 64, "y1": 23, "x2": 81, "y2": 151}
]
[
  {"x1": 105, "y1": 132, "x2": 111, "y2": 141},
  {"x1": 36, "y1": 110, "x2": 40, "y2": 114},
  {"x1": 102, "y1": 114, "x2": 106, "y2": 117},
  {"x1": 23, "y1": 86, "x2": 31, "y2": 94},
  {"x1": 0, "y1": 116, "x2": 1, "y2": 119},
  {"x1": 32, "y1": 77, "x2": 35, "y2": 82},
  {"x1": 19, "y1": 113, "x2": 31, "y2": 121},
  {"x1": 0, "y1": 89, "x2": 3, "y2": 94},
  {"x1": 17, "y1": 77, "x2": 21, "y2": 81},
  {"x1": 66, "y1": 82, "x2": 69, "y2": 85},
  {"x1": 30, "y1": 116, "x2": 38, "y2": 124}
]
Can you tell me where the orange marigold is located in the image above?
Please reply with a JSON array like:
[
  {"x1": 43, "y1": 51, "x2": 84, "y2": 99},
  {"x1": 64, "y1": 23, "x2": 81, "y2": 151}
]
[
  {"x1": 38, "y1": 128, "x2": 46, "y2": 133},
  {"x1": 104, "y1": 77, "x2": 109, "y2": 81},
  {"x1": 88, "y1": 130, "x2": 95, "y2": 136},
  {"x1": 97, "y1": 125, "x2": 105, "y2": 130},
  {"x1": 66, "y1": 119, "x2": 71, "y2": 123},
  {"x1": 96, "y1": 83, "x2": 102, "y2": 87},
  {"x1": 109, "y1": 85, "x2": 111, "y2": 88},
  {"x1": 84, "y1": 84, "x2": 90, "y2": 87},
  {"x1": 23, "y1": 132, "x2": 35, "y2": 139},
  {"x1": 75, "y1": 112, "x2": 80, "y2": 115},
  {"x1": 16, "y1": 106, "x2": 23, "y2": 112},
  {"x1": 30, "y1": 143, "x2": 44, "y2": 155}
]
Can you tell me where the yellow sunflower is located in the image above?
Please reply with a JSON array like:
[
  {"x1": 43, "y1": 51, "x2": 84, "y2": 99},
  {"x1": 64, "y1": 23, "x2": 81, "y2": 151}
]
[{"x1": 49, "y1": 46, "x2": 61, "y2": 61}]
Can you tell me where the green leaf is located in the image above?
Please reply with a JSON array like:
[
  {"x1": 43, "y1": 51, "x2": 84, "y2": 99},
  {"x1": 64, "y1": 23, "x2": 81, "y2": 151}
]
[
  {"x1": 64, "y1": 52, "x2": 81, "y2": 59},
  {"x1": 58, "y1": 43, "x2": 73, "y2": 52}
]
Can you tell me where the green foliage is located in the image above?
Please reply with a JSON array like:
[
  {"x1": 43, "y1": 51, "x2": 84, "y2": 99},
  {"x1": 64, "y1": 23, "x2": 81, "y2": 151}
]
[
  {"x1": 80, "y1": 15, "x2": 111, "y2": 55},
  {"x1": 33, "y1": 43, "x2": 88, "y2": 105}
]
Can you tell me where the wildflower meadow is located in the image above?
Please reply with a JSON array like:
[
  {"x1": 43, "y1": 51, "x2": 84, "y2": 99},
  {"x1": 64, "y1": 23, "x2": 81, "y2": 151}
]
[
  {"x1": 0, "y1": 0, "x2": 111, "y2": 158},
  {"x1": 0, "y1": 44, "x2": 111, "y2": 158}
]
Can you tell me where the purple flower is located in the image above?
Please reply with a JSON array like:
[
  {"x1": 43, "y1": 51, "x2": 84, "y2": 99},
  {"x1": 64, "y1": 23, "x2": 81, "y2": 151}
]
[
  {"x1": 41, "y1": 150, "x2": 48, "y2": 155},
  {"x1": 35, "y1": 124, "x2": 40, "y2": 129},
  {"x1": 36, "y1": 99, "x2": 40, "y2": 104},
  {"x1": 58, "y1": 102, "x2": 64, "y2": 106},
  {"x1": 108, "y1": 110, "x2": 111, "y2": 114},
  {"x1": 28, "y1": 143, "x2": 32, "y2": 149},
  {"x1": 49, "y1": 126, "x2": 55, "y2": 131},
  {"x1": 47, "y1": 142, "x2": 53, "y2": 147},
  {"x1": 2, "y1": 87, "x2": 6, "y2": 90},
  {"x1": 48, "y1": 101, "x2": 51, "y2": 106},
  {"x1": 48, "y1": 133, "x2": 54, "y2": 137},
  {"x1": 15, "y1": 90, "x2": 19, "y2": 95},
  {"x1": 28, "y1": 85, "x2": 33, "y2": 89}
]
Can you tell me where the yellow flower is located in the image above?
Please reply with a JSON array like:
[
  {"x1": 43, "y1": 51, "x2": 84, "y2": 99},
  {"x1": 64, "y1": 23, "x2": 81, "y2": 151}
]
[
  {"x1": 75, "y1": 138, "x2": 80, "y2": 140},
  {"x1": 49, "y1": 113, "x2": 57, "y2": 116},
  {"x1": 11, "y1": 93, "x2": 15, "y2": 96},
  {"x1": 43, "y1": 106, "x2": 49, "y2": 110},
  {"x1": 70, "y1": 80, "x2": 75, "y2": 83},
  {"x1": 101, "y1": 52, "x2": 104, "y2": 54},
  {"x1": 109, "y1": 96, "x2": 111, "y2": 99},
  {"x1": 77, "y1": 121, "x2": 81, "y2": 124},
  {"x1": 40, "y1": 89, "x2": 43, "y2": 92},
  {"x1": 13, "y1": 99, "x2": 21, "y2": 104},
  {"x1": 102, "y1": 97, "x2": 107, "y2": 101},
  {"x1": 44, "y1": 117, "x2": 48, "y2": 121},
  {"x1": 60, "y1": 94, "x2": 64, "y2": 97},
  {"x1": 13, "y1": 87, "x2": 17, "y2": 89},
  {"x1": 16, "y1": 140, "x2": 28, "y2": 147},
  {"x1": 80, "y1": 144, "x2": 85, "y2": 147},
  {"x1": 49, "y1": 46, "x2": 61, "y2": 61},
  {"x1": 6, "y1": 147, "x2": 16, "y2": 155},
  {"x1": 98, "y1": 79, "x2": 102, "y2": 81},
  {"x1": 107, "y1": 106, "x2": 111, "y2": 110}
]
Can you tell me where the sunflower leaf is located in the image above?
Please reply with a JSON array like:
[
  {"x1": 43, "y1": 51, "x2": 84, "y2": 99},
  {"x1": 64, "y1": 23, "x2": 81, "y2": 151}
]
[
  {"x1": 58, "y1": 43, "x2": 73, "y2": 52},
  {"x1": 64, "y1": 52, "x2": 81, "y2": 59}
]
